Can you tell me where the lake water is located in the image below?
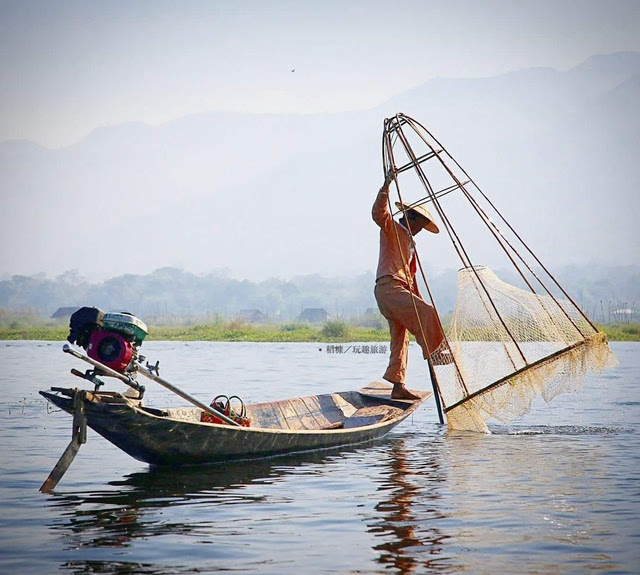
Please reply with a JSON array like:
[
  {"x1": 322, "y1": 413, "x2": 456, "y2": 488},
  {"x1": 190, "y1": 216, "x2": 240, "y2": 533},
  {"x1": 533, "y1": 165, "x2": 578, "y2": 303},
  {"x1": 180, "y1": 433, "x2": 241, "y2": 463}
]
[{"x1": 0, "y1": 340, "x2": 638, "y2": 574}]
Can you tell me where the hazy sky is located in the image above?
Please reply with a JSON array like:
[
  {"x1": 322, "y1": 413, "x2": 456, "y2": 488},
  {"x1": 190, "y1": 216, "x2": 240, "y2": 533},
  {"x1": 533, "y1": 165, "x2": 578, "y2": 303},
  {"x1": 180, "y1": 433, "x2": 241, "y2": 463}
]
[
  {"x1": 1, "y1": 1, "x2": 639, "y2": 283},
  {"x1": 2, "y1": 0, "x2": 640, "y2": 148}
]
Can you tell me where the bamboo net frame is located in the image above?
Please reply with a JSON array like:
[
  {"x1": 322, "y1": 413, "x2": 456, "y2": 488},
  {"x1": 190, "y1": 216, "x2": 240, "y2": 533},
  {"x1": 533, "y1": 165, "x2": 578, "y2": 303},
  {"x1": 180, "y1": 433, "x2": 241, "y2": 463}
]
[{"x1": 381, "y1": 113, "x2": 616, "y2": 432}]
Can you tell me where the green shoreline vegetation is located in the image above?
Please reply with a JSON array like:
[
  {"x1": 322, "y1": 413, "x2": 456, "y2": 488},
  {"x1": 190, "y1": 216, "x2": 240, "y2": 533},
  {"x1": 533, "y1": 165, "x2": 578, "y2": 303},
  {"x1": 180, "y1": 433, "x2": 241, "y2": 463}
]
[{"x1": 0, "y1": 319, "x2": 638, "y2": 342}]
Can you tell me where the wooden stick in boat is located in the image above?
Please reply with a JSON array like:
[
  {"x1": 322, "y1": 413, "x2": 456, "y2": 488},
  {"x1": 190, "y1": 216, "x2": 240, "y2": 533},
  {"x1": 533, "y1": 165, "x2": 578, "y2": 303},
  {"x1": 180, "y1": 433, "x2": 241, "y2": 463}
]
[{"x1": 134, "y1": 362, "x2": 241, "y2": 427}]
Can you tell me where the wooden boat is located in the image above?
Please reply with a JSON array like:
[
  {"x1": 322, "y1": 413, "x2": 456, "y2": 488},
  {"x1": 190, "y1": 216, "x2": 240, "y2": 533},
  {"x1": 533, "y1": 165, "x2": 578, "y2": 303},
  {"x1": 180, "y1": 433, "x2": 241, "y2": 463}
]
[
  {"x1": 38, "y1": 341, "x2": 433, "y2": 492},
  {"x1": 40, "y1": 382, "x2": 430, "y2": 467}
]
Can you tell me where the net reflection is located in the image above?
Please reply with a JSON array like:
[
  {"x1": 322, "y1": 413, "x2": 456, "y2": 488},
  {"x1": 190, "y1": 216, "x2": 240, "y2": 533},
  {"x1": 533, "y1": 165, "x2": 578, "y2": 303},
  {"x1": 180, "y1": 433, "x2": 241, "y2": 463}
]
[{"x1": 367, "y1": 435, "x2": 455, "y2": 574}]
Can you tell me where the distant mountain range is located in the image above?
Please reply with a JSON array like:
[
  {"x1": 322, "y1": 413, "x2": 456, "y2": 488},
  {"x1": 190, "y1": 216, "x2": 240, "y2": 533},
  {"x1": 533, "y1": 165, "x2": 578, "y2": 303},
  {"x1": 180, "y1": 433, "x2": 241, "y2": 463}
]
[{"x1": 1, "y1": 51, "x2": 639, "y2": 283}]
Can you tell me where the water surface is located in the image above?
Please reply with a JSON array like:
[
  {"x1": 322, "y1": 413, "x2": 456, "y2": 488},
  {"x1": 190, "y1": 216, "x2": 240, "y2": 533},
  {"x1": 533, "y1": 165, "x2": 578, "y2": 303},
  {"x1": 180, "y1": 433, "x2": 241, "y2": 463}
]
[{"x1": 0, "y1": 341, "x2": 638, "y2": 574}]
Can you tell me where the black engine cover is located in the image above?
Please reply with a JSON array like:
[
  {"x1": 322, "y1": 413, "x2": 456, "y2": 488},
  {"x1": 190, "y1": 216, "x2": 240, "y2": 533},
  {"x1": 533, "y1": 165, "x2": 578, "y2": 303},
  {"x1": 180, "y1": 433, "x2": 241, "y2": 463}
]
[{"x1": 67, "y1": 306, "x2": 105, "y2": 349}]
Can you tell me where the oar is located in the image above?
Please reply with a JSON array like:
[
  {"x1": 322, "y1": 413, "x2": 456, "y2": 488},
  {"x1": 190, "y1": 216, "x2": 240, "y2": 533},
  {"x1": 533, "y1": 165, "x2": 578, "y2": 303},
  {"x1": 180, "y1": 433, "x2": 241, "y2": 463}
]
[{"x1": 40, "y1": 389, "x2": 87, "y2": 493}]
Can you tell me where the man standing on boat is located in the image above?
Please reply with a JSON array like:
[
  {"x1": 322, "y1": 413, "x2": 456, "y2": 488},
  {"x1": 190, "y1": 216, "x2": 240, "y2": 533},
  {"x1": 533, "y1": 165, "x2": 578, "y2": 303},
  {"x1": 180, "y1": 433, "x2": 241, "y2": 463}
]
[{"x1": 372, "y1": 173, "x2": 445, "y2": 400}]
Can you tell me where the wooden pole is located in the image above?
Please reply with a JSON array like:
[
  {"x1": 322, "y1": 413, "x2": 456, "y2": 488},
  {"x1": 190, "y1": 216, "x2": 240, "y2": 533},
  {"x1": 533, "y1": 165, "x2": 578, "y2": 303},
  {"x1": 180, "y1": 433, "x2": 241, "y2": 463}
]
[{"x1": 427, "y1": 359, "x2": 445, "y2": 425}]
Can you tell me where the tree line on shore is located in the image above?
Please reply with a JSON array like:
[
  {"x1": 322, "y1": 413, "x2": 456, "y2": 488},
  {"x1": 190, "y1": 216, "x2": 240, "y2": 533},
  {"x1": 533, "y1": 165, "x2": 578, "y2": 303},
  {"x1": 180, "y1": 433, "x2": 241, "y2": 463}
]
[{"x1": 0, "y1": 264, "x2": 638, "y2": 327}]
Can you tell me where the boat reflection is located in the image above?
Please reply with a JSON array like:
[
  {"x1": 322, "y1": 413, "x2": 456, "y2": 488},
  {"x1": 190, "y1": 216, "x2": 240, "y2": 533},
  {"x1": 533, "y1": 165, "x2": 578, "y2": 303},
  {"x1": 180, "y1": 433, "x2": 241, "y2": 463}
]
[
  {"x1": 47, "y1": 449, "x2": 338, "y2": 551},
  {"x1": 46, "y1": 435, "x2": 455, "y2": 574}
]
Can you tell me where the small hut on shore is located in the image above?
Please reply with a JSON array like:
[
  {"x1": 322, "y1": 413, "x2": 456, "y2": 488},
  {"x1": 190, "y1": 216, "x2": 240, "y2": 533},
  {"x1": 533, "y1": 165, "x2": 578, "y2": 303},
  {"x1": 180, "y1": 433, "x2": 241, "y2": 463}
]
[
  {"x1": 298, "y1": 308, "x2": 328, "y2": 323},
  {"x1": 51, "y1": 307, "x2": 80, "y2": 320}
]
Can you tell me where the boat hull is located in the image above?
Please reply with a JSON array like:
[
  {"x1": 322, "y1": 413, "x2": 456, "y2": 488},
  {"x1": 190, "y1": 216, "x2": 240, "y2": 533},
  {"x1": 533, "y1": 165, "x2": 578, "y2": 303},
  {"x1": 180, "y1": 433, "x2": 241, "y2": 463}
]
[{"x1": 41, "y1": 384, "x2": 429, "y2": 466}]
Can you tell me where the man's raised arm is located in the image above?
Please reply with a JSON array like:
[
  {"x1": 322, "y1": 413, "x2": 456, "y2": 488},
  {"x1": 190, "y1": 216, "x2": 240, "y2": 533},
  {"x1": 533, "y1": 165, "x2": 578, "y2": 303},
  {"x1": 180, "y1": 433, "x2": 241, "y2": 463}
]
[{"x1": 372, "y1": 175, "x2": 393, "y2": 229}]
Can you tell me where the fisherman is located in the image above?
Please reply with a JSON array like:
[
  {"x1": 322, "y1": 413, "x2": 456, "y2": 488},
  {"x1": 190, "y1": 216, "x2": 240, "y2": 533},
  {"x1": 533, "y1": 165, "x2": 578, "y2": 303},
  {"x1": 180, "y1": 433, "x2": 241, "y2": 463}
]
[{"x1": 372, "y1": 172, "x2": 445, "y2": 400}]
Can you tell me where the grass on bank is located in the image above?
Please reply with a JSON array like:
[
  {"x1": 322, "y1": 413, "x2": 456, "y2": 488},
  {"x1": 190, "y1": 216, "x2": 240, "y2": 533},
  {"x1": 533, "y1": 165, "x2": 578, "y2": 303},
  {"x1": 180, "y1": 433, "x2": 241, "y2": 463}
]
[
  {"x1": 146, "y1": 321, "x2": 388, "y2": 342},
  {"x1": 0, "y1": 319, "x2": 638, "y2": 342},
  {"x1": 0, "y1": 319, "x2": 388, "y2": 343},
  {"x1": 595, "y1": 323, "x2": 640, "y2": 341}
]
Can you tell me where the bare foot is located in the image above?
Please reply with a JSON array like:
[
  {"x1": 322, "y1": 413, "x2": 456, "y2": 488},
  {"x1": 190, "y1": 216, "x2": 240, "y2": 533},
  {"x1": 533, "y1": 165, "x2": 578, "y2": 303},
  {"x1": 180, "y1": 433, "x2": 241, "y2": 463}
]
[{"x1": 391, "y1": 384, "x2": 420, "y2": 401}]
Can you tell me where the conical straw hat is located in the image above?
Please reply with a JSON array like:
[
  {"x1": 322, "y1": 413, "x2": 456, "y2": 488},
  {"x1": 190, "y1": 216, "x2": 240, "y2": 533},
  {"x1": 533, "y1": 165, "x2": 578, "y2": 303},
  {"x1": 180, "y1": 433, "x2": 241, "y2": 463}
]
[{"x1": 395, "y1": 201, "x2": 440, "y2": 234}]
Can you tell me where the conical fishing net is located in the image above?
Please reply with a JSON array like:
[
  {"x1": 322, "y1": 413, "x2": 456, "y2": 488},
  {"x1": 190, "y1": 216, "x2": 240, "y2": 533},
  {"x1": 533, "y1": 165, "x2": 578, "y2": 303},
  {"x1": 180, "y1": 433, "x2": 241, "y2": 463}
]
[
  {"x1": 431, "y1": 266, "x2": 617, "y2": 432},
  {"x1": 382, "y1": 113, "x2": 617, "y2": 432}
]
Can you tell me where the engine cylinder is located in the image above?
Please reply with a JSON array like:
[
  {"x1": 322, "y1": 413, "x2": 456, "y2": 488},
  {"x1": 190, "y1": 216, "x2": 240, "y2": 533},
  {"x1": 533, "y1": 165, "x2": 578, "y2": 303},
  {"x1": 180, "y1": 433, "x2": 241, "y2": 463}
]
[{"x1": 87, "y1": 330, "x2": 134, "y2": 372}]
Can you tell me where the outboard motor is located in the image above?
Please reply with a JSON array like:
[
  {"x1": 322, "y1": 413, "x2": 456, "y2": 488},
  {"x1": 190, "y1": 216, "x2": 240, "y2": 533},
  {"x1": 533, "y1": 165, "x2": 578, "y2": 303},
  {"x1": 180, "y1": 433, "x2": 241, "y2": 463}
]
[{"x1": 67, "y1": 307, "x2": 148, "y2": 374}]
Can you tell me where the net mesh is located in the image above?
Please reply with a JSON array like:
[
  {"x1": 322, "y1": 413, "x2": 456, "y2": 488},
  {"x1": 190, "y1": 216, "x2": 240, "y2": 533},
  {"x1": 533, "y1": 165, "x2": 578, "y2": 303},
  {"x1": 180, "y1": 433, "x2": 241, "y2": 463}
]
[{"x1": 431, "y1": 266, "x2": 617, "y2": 432}]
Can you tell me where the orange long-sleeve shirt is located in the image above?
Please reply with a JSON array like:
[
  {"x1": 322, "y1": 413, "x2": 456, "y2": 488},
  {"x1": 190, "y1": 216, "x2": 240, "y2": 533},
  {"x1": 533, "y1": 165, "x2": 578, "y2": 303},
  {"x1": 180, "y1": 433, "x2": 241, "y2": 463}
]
[{"x1": 372, "y1": 184, "x2": 418, "y2": 290}]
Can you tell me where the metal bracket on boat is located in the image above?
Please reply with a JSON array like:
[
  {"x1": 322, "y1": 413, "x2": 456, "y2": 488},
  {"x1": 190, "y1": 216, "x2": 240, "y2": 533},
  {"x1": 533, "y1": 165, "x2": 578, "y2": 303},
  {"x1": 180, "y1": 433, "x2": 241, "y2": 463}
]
[
  {"x1": 70, "y1": 368, "x2": 106, "y2": 391},
  {"x1": 40, "y1": 388, "x2": 88, "y2": 493},
  {"x1": 145, "y1": 359, "x2": 160, "y2": 376}
]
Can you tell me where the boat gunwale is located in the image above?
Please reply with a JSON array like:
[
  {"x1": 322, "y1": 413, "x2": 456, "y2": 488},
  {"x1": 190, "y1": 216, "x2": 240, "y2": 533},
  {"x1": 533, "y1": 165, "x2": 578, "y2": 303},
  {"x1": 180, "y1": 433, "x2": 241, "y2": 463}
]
[{"x1": 41, "y1": 387, "x2": 430, "y2": 436}]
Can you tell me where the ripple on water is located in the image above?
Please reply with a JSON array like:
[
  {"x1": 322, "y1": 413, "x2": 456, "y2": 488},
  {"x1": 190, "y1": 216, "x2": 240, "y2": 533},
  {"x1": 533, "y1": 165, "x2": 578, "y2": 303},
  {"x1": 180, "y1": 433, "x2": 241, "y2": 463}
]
[{"x1": 502, "y1": 425, "x2": 630, "y2": 435}]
